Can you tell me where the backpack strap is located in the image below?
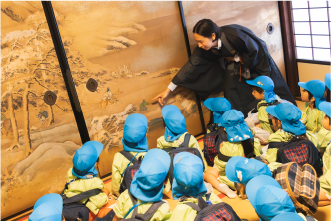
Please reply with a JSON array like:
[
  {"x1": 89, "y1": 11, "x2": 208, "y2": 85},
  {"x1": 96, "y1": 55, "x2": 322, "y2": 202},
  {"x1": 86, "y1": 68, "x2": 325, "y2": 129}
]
[
  {"x1": 197, "y1": 195, "x2": 210, "y2": 210},
  {"x1": 180, "y1": 133, "x2": 191, "y2": 147},
  {"x1": 268, "y1": 141, "x2": 288, "y2": 149},
  {"x1": 257, "y1": 100, "x2": 280, "y2": 109},
  {"x1": 120, "y1": 151, "x2": 139, "y2": 165},
  {"x1": 135, "y1": 201, "x2": 165, "y2": 221},
  {"x1": 121, "y1": 151, "x2": 141, "y2": 178},
  {"x1": 217, "y1": 152, "x2": 232, "y2": 162},
  {"x1": 62, "y1": 189, "x2": 102, "y2": 205},
  {"x1": 220, "y1": 32, "x2": 237, "y2": 56},
  {"x1": 183, "y1": 202, "x2": 201, "y2": 212}
]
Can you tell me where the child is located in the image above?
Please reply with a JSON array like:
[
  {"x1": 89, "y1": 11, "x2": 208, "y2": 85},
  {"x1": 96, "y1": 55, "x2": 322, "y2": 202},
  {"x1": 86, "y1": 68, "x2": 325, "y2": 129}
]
[
  {"x1": 29, "y1": 193, "x2": 63, "y2": 221},
  {"x1": 203, "y1": 97, "x2": 231, "y2": 131},
  {"x1": 203, "y1": 110, "x2": 263, "y2": 198},
  {"x1": 112, "y1": 113, "x2": 148, "y2": 197},
  {"x1": 246, "y1": 175, "x2": 316, "y2": 221},
  {"x1": 170, "y1": 152, "x2": 222, "y2": 221},
  {"x1": 157, "y1": 105, "x2": 207, "y2": 170},
  {"x1": 112, "y1": 149, "x2": 172, "y2": 220},
  {"x1": 63, "y1": 141, "x2": 109, "y2": 216},
  {"x1": 317, "y1": 101, "x2": 331, "y2": 206},
  {"x1": 264, "y1": 103, "x2": 318, "y2": 167},
  {"x1": 298, "y1": 80, "x2": 330, "y2": 150},
  {"x1": 246, "y1": 76, "x2": 280, "y2": 134}
]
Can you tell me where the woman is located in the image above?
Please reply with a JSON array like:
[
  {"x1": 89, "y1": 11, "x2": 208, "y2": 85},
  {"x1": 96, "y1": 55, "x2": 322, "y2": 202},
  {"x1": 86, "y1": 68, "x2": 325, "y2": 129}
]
[{"x1": 151, "y1": 19, "x2": 296, "y2": 117}]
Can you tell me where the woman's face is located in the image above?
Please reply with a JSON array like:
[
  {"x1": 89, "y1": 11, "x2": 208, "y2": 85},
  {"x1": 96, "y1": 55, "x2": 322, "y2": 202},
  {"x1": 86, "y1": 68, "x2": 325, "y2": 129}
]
[{"x1": 194, "y1": 33, "x2": 217, "y2": 50}]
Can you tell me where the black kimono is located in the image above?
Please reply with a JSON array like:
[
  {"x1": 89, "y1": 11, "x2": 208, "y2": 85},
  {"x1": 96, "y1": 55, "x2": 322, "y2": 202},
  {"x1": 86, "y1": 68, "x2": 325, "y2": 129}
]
[{"x1": 172, "y1": 24, "x2": 296, "y2": 117}]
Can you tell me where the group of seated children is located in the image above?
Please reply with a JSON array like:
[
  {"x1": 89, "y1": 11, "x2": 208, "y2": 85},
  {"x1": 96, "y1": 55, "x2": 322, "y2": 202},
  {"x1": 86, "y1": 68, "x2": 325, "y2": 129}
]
[{"x1": 29, "y1": 74, "x2": 331, "y2": 221}]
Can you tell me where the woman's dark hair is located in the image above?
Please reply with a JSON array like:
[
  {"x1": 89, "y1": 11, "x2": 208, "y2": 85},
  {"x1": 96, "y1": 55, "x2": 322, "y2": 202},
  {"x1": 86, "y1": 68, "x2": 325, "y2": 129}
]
[
  {"x1": 193, "y1": 19, "x2": 221, "y2": 42},
  {"x1": 241, "y1": 139, "x2": 255, "y2": 158},
  {"x1": 325, "y1": 85, "x2": 330, "y2": 102},
  {"x1": 252, "y1": 86, "x2": 264, "y2": 94}
]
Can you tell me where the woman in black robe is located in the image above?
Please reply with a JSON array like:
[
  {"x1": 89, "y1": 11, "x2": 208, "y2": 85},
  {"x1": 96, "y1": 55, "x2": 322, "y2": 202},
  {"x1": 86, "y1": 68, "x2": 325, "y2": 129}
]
[{"x1": 151, "y1": 19, "x2": 296, "y2": 117}]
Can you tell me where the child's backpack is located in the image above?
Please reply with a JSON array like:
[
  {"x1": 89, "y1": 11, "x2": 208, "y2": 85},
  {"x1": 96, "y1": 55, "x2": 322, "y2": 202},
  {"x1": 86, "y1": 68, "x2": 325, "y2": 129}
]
[
  {"x1": 183, "y1": 195, "x2": 241, "y2": 221},
  {"x1": 203, "y1": 127, "x2": 228, "y2": 166},
  {"x1": 273, "y1": 162, "x2": 320, "y2": 215},
  {"x1": 268, "y1": 139, "x2": 323, "y2": 176},
  {"x1": 119, "y1": 151, "x2": 143, "y2": 194},
  {"x1": 62, "y1": 188, "x2": 102, "y2": 221},
  {"x1": 164, "y1": 133, "x2": 205, "y2": 185}
]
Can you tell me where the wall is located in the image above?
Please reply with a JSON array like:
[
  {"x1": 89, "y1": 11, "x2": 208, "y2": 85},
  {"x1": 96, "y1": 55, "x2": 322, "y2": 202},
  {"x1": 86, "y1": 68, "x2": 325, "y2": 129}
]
[{"x1": 297, "y1": 62, "x2": 331, "y2": 82}]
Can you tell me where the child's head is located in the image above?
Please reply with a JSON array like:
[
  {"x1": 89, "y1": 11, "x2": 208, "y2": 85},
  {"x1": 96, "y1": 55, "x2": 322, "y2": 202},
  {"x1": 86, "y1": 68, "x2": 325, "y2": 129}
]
[
  {"x1": 246, "y1": 175, "x2": 296, "y2": 221},
  {"x1": 225, "y1": 156, "x2": 272, "y2": 186},
  {"x1": 130, "y1": 149, "x2": 170, "y2": 202},
  {"x1": 247, "y1": 76, "x2": 277, "y2": 103},
  {"x1": 298, "y1": 80, "x2": 325, "y2": 109},
  {"x1": 325, "y1": 73, "x2": 331, "y2": 102},
  {"x1": 204, "y1": 97, "x2": 231, "y2": 125},
  {"x1": 266, "y1": 103, "x2": 306, "y2": 136},
  {"x1": 122, "y1": 113, "x2": 148, "y2": 152},
  {"x1": 72, "y1": 141, "x2": 103, "y2": 179},
  {"x1": 162, "y1": 105, "x2": 187, "y2": 142},
  {"x1": 172, "y1": 152, "x2": 207, "y2": 200},
  {"x1": 29, "y1": 194, "x2": 63, "y2": 221},
  {"x1": 319, "y1": 102, "x2": 331, "y2": 131}
]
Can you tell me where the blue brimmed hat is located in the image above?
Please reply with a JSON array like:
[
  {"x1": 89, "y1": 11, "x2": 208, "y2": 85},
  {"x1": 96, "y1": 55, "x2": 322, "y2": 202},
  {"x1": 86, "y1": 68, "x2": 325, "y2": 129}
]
[
  {"x1": 225, "y1": 156, "x2": 272, "y2": 185},
  {"x1": 130, "y1": 149, "x2": 170, "y2": 202},
  {"x1": 29, "y1": 194, "x2": 63, "y2": 221},
  {"x1": 325, "y1": 73, "x2": 331, "y2": 91},
  {"x1": 319, "y1": 101, "x2": 331, "y2": 118},
  {"x1": 266, "y1": 103, "x2": 306, "y2": 136},
  {"x1": 220, "y1": 110, "x2": 253, "y2": 142},
  {"x1": 271, "y1": 212, "x2": 305, "y2": 221},
  {"x1": 204, "y1": 98, "x2": 231, "y2": 125},
  {"x1": 172, "y1": 152, "x2": 207, "y2": 200},
  {"x1": 298, "y1": 80, "x2": 326, "y2": 109},
  {"x1": 72, "y1": 141, "x2": 103, "y2": 179},
  {"x1": 162, "y1": 105, "x2": 187, "y2": 142},
  {"x1": 122, "y1": 113, "x2": 148, "y2": 152},
  {"x1": 246, "y1": 175, "x2": 296, "y2": 221},
  {"x1": 246, "y1": 76, "x2": 277, "y2": 103}
]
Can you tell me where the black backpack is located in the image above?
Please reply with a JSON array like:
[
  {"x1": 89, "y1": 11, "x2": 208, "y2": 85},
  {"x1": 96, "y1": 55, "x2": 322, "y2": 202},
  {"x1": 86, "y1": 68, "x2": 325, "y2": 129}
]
[
  {"x1": 203, "y1": 126, "x2": 228, "y2": 166},
  {"x1": 119, "y1": 151, "x2": 144, "y2": 194},
  {"x1": 164, "y1": 133, "x2": 205, "y2": 186},
  {"x1": 61, "y1": 187, "x2": 102, "y2": 221},
  {"x1": 269, "y1": 139, "x2": 323, "y2": 176},
  {"x1": 183, "y1": 195, "x2": 241, "y2": 221}
]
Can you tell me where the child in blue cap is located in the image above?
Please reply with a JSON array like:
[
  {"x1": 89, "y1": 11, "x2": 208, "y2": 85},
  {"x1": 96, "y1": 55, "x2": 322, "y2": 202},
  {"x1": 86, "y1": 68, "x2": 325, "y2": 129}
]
[
  {"x1": 63, "y1": 141, "x2": 109, "y2": 215},
  {"x1": 112, "y1": 149, "x2": 172, "y2": 220},
  {"x1": 317, "y1": 101, "x2": 331, "y2": 206},
  {"x1": 203, "y1": 97, "x2": 231, "y2": 132},
  {"x1": 298, "y1": 80, "x2": 330, "y2": 151},
  {"x1": 246, "y1": 76, "x2": 282, "y2": 134},
  {"x1": 157, "y1": 105, "x2": 207, "y2": 170},
  {"x1": 112, "y1": 113, "x2": 149, "y2": 197},
  {"x1": 324, "y1": 73, "x2": 331, "y2": 102},
  {"x1": 170, "y1": 152, "x2": 222, "y2": 221},
  {"x1": 203, "y1": 110, "x2": 263, "y2": 198},
  {"x1": 264, "y1": 103, "x2": 319, "y2": 168},
  {"x1": 246, "y1": 175, "x2": 315, "y2": 221},
  {"x1": 29, "y1": 194, "x2": 63, "y2": 221}
]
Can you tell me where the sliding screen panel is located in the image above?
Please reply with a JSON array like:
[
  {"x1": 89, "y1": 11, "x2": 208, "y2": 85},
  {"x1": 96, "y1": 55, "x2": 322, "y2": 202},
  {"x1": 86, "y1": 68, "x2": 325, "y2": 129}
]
[
  {"x1": 1, "y1": 1, "x2": 81, "y2": 218},
  {"x1": 182, "y1": 1, "x2": 286, "y2": 126},
  {"x1": 51, "y1": 1, "x2": 204, "y2": 175}
]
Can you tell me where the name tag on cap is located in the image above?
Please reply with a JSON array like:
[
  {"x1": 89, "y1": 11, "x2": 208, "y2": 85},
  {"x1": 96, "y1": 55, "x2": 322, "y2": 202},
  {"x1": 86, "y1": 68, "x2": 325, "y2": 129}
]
[{"x1": 86, "y1": 174, "x2": 94, "y2": 179}]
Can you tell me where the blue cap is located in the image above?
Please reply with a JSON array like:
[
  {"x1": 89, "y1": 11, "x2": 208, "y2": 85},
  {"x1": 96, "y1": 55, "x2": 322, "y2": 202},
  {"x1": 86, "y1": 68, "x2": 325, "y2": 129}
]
[
  {"x1": 220, "y1": 110, "x2": 253, "y2": 142},
  {"x1": 130, "y1": 149, "x2": 170, "y2": 202},
  {"x1": 29, "y1": 194, "x2": 63, "y2": 221},
  {"x1": 298, "y1": 80, "x2": 326, "y2": 109},
  {"x1": 72, "y1": 141, "x2": 103, "y2": 179},
  {"x1": 271, "y1": 212, "x2": 305, "y2": 221},
  {"x1": 266, "y1": 103, "x2": 306, "y2": 136},
  {"x1": 246, "y1": 175, "x2": 296, "y2": 221},
  {"x1": 319, "y1": 101, "x2": 331, "y2": 118},
  {"x1": 122, "y1": 113, "x2": 148, "y2": 152},
  {"x1": 172, "y1": 152, "x2": 207, "y2": 200},
  {"x1": 225, "y1": 156, "x2": 272, "y2": 185},
  {"x1": 325, "y1": 73, "x2": 331, "y2": 91},
  {"x1": 162, "y1": 105, "x2": 187, "y2": 142},
  {"x1": 246, "y1": 76, "x2": 277, "y2": 103},
  {"x1": 204, "y1": 98, "x2": 231, "y2": 125}
]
